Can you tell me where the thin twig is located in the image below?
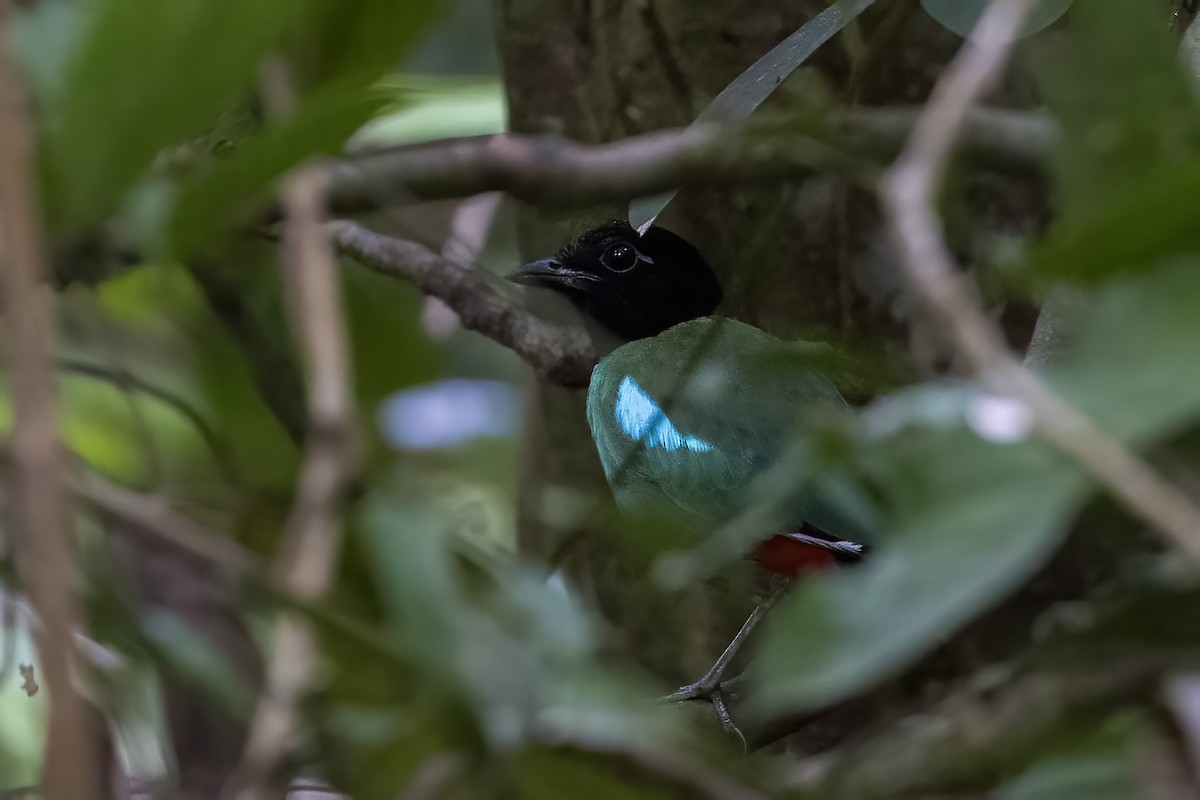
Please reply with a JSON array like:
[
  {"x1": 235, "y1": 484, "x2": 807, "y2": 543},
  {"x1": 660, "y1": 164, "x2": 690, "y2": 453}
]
[
  {"x1": 322, "y1": 107, "x2": 1054, "y2": 213},
  {"x1": 329, "y1": 219, "x2": 597, "y2": 386},
  {"x1": 0, "y1": 2, "x2": 101, "y2": 797},
  {"x1": 881, "y1": 0, "x2": 1200, "y2": 560},
  {"x1": 233, "y1": 60, "x2": 359, "y2": 799}
]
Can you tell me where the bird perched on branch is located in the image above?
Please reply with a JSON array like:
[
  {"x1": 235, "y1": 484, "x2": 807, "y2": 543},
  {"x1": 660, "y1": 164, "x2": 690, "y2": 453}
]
[{"x1": 510, "y1": 220, "x2": 870, "y2": 733}]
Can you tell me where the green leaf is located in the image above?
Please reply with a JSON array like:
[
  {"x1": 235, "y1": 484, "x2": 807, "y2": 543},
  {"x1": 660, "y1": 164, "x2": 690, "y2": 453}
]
[
  {"x1": 753, "y1": 257, "x2": 1200, "y2": 715},
  {"x1": 998, "y1": 717, "x2": 1146, "y2": 800},
  {"x1": 921, "y1": 0, "x2": 1072, "y2": 38},
  {"x1": 1048, "y1": 258, "x2": 1200, "y2": 440},
  {"x1": 1028, "y1": 160, "x2": 1200, "y2": 284},
  {"x1": 303, "y1": 0, "x2": 446, "y2": 88},
  {"x1": 141, "y1": 608, "x2": 257, "y2": 716},
  {"x1": 752, "y1": 418, "x2": 1086, "y2": 714},
  {"x1": 168, "y1": 82, "x2": 389, "y2": 257},
  {"x1": 349, "y1": 75, "x2": 506, "y2": 149},
  {"x1": 359, "y1": 489, "x2": 462, "y2": 672},
  {"x1": 1026, "y1": 0, "x2": 1200, "y2": 282},
  {"x1": 44, "y1": 0, "x2": 310, "y2": 230},
  {"x1": 41, "y1": 0, "x2": 448, "y2": 233}
]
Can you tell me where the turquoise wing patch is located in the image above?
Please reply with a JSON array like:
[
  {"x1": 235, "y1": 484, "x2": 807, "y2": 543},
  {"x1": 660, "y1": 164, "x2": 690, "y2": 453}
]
[{"x1": 615, "y1": 376, "x2": 714, "y2": 453}]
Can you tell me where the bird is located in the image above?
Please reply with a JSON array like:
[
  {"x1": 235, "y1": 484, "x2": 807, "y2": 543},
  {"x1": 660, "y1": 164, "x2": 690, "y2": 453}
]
[{"x1": 509, "y1": 220, "x2": 870, "y2": 733}]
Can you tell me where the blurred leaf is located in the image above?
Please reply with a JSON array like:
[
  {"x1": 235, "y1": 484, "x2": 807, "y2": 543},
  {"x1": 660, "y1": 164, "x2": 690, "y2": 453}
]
[
  {"x1": 43, "y1": 0, "x2": 309, "y2": 230},
  {"x1": 303, "y1": 0, "x2": 447, "y2": 87},
  {"x1": 342, "y1": 265, "x2": 441, "y2": 418},
  {"x1": 41, "y1": 0, "x2": 448, "y2": 234},
  {"x1": 1048, "y1": 257, "x2": 1200, "y2": 439},
  {"x1": 921, "y1": 0, "x2": 1072, "y2": 38},
  {"x1": 141, "y1": 608, "x2": 256, "y2": 716},
  {"x1": 753, "y1": 257, "x2": 1200, "y2": 715},
  {"x1": 168, "y1": 82, "x2": 388, "y2": 256},
  {"x1": 349, "y1": 75, "x2": 505, "y2": 149},
  {"x1": 752, "y1": 419, "x2": 1085, "y2": 714},
  {"x1": 513, "y1": 747, "x2": 680, "y2": 800},
  {"x1": 359, "y1": 489, "x2": 462, "y2": 672},
  {"x1": 74, "y1": 259, "x2": 299, "y2": 489},
  {"x1": 1027, "y1": 159, "x2": 1200, "y2": 284},
  {"x1": 998, "y1": 716, "x2": 1146, "y2": 800},
  {"x1": 163, "y1": 0, "x2": 450, "y2": 256},
  {"x1": 1027, "y1": 0, "x2": 1200, "y2": 281},
  {"x1": 12, "y1": 0, "x2": 85, "y2": 106}
]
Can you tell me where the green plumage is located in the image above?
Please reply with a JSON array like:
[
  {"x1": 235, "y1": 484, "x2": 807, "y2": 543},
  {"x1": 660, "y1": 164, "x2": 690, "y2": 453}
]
[{"x1": 586, "y1": 317, "x2": 867, "y2": 542}]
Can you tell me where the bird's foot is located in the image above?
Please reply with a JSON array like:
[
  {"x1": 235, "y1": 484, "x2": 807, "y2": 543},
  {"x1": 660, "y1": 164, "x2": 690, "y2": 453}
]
[{"x1": 663, "y1": 677, "x2": 746, "y2": 750}]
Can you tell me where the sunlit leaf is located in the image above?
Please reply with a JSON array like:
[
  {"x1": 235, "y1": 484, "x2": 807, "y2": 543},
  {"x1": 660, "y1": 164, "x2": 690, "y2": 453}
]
[{"x1": 349, "y1": 76, "x2": 506, "y2": 149}]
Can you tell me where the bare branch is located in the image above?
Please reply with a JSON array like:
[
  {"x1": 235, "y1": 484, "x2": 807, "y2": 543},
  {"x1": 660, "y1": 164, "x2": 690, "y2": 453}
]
[
  {"x1": 325, "y1": 107, "x2": 1054, "y2": 213},
  {"x1": 882, "y1": 0, "x2": 1200, "y2": 560},
  {"x1": 0, "y1": 2, "x2": 102, "y2": 796},
  {"x1": 234, "y1": 60, "x2": 359, "y2": 800},
  {"x1": 329, "y1": 219, "x2": 597, "y2": 387}
]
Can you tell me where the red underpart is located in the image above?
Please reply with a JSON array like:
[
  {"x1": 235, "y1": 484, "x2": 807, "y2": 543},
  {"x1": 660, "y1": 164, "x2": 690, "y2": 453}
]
[{"x1": 752, "y1": 534, "x2": 838, "y2": 576}]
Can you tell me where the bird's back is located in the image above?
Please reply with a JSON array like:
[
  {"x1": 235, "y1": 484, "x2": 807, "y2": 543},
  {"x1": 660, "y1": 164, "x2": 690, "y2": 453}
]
[{"x1": 586, "y1": 317, "x2": 859, "y2": 538}]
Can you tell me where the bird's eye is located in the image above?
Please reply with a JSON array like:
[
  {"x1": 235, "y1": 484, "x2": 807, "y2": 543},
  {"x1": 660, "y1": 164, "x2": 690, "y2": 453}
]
[{"x1": 600, "y1": 243, "x2": 640, "y2": 272}]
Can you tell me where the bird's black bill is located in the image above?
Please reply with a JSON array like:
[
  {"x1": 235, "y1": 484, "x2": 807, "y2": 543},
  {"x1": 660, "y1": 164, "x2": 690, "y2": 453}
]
[{"x1": 507, "y1": 258, "x2": 600, "y2": 290}]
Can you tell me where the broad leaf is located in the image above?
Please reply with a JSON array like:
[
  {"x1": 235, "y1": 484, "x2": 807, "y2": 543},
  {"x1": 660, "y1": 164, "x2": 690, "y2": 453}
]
[
  {"x1": 42, "y1": 0, "x2": 309, "y2": 230},
  {"x1": 1027, "y1": 0, "x2": 1200, "y2": 281},
  {"x1": 753, "y1": 257, "x2": 1200, "y2": 715},
  {"x1": 998, "y1": 717, "x2": 1146, "y2": 800},
  {"x1": 168, "y1": 83, "x2": 389, "y2": 257}
]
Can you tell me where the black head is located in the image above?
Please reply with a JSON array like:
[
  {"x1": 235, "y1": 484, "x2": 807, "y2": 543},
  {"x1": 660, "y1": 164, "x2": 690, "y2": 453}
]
[{"x1": 508, "y1": 221, "x2": 723, "y2": 341}]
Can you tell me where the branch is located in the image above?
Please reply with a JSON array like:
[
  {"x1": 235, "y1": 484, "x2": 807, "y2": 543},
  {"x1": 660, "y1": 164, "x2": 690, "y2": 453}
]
[
  {"x1": 328, "y1": 219, "x2": 597, "y2": 387},
  {"x1": 325, "y1": 107, "x2": 1054, "y2": 213},
  {"x1": 234, "y1": 61, "x2": 358, "y2": 800},
  {"x1": 0, "y1": 2, "x2": 102, "y2": 797},
  {"x1": 881, "y1": 0, "x2": 1200, "y2": 561}
]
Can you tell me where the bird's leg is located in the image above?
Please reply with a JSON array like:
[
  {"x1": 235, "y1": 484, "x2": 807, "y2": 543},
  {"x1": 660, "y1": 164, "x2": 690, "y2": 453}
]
[{"x1": 664, "y1": 578, "x2": 790, "y2": 734}]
